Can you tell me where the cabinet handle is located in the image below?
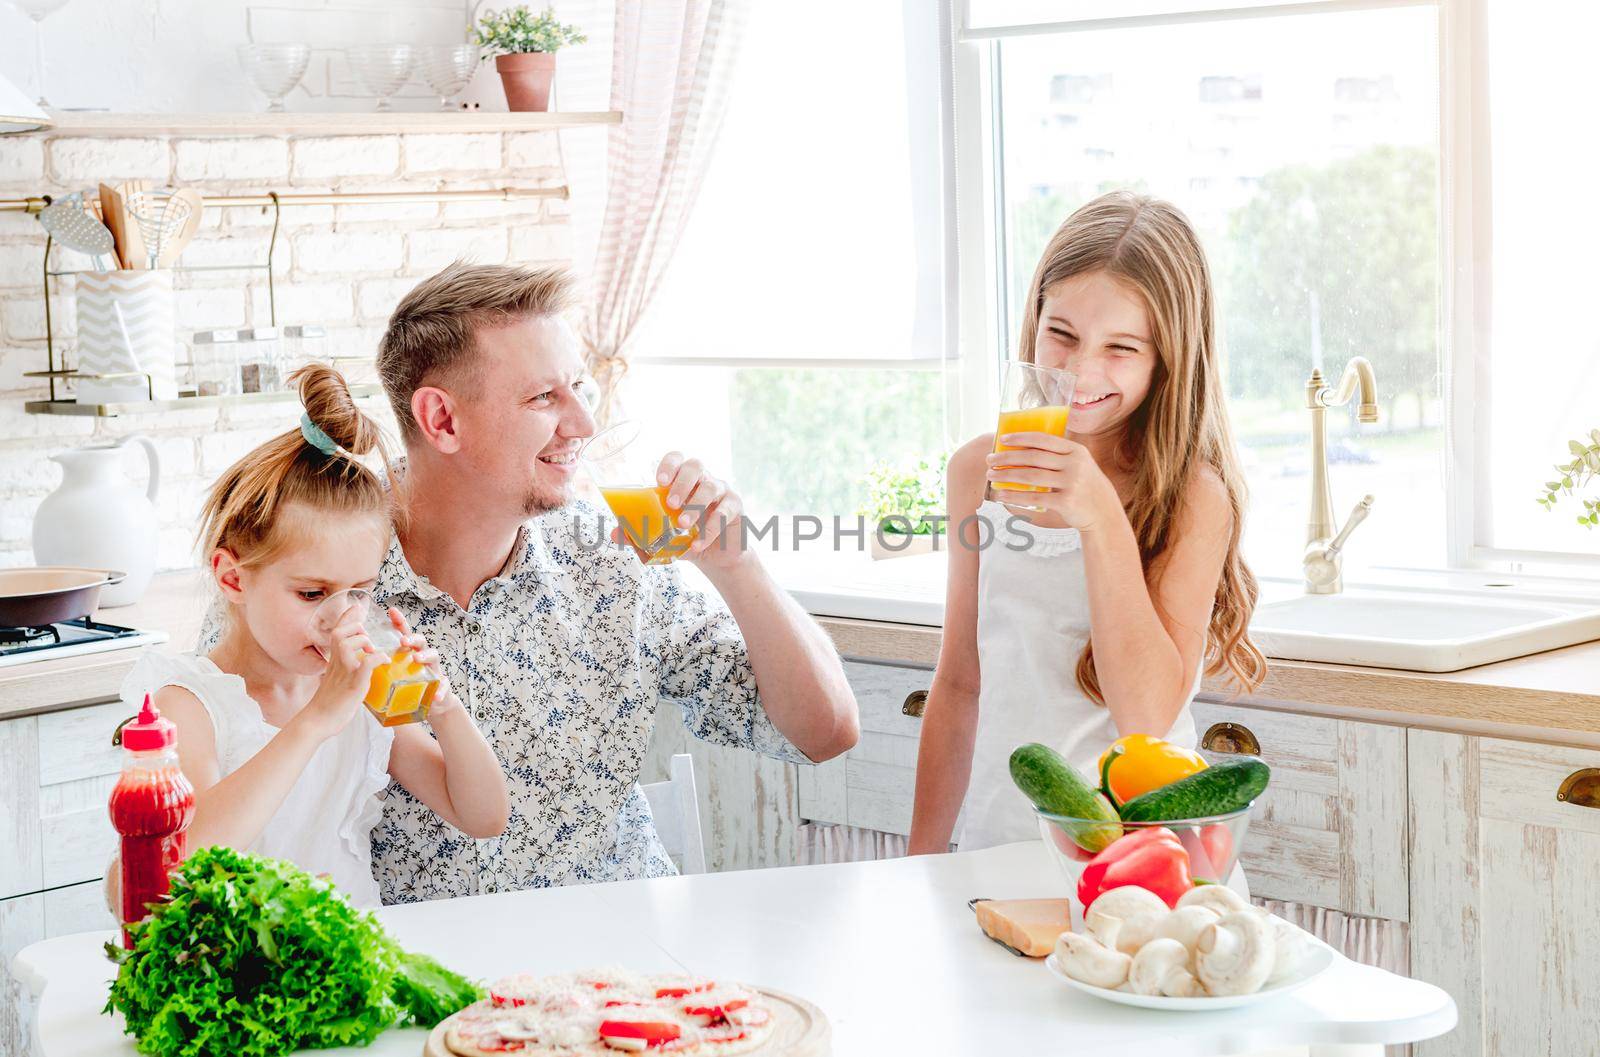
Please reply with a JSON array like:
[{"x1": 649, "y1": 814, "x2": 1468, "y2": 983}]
[
  {"x1": 1201, "y1": 721, "x2": 1260, "y2": 756},
  {"x1": 1557, "y1": 768, "x2": 1600, "y2": 809},
  {"x1": 111, "y1": 714, "x2": 137, "y2": 747},
  {"x1": 902, "y1": 690, "x2": 928, "y2": 718}
]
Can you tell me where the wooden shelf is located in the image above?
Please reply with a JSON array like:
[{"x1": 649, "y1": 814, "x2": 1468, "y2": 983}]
[
  {"x1": 38, "y1": 110, "x2": 621, "y2": 137},
  {"x1": 25, "y1": 385, "x2": 385, "y2": 418}
]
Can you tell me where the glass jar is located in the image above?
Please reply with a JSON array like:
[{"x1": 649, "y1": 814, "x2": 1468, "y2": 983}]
[
  {"x1": 282, "y1": 324, "x2": 329, "y2": 375},
  {"x1": 191, "y1": 330, "x2": 241, "y2": 397},
  {"x1": 237, "y1": 326, "x2": 283, "y2": 393}
]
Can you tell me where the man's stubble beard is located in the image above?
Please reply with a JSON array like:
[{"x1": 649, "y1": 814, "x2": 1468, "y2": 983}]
[{"x1": 522, "y1": 480, "x2": 574, "y2": 518}]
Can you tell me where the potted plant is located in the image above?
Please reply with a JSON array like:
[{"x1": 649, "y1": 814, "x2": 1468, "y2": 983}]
[
  {"x1": 473, "y1": 5, "x2": 586, "y2": 112},
  {"x1": 861, "y1": 453, "x2": 950, "y2": 561},
  {"x1": 1537, "y1": 428, "x2": 1600, "y2": 531}
]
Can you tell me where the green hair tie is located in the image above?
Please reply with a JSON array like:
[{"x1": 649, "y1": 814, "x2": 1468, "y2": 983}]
[{"x1": 299, "y1": 413, "x2": 340, "y2": 456}]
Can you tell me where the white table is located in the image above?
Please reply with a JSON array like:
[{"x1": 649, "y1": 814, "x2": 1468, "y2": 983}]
[{"x1": 14, "y1": 843, "x2": 1455, "y2": 1057}]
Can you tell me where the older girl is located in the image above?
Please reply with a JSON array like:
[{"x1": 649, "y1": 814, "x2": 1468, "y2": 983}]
[{"x1": 909, "y1": 192, "x2": 1266, "y2": 853}]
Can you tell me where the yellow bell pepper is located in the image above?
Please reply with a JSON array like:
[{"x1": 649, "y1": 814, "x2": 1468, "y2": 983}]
[{"x1": 1097, "y1": 734, "x2": 1208, "y2": 805}]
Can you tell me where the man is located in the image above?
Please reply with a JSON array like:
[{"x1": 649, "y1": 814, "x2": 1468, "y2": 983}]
[{"x1": 366, "y1": 261, "x2": 859, "y2": 902}]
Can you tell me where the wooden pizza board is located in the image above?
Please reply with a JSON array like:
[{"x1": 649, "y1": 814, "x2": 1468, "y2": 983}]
[{"x1": 424, "y1": 986, "x2": 830, "y2": 1057}]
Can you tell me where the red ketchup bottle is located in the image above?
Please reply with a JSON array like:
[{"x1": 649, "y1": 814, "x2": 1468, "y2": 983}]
[{"x1": 109, "y1": 693, "x2": 195, "y2": 947}]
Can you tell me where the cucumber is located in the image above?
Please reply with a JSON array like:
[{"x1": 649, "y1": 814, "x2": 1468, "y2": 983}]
[
  {"x1": 1117, "y1": 756, "x2": 1271, "y2": 822},
  {"x1": 1009, "y1": 743, "x2": 1123, "y2": 852}
]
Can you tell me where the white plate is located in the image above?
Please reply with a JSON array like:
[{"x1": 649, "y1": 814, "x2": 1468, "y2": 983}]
[{"x1": 1045, "y1": 943, "x2": 1336, "y2": 1011}]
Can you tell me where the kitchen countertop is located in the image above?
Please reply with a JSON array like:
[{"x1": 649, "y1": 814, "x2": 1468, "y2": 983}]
[
  {"x1": 821, "y1": 615, "x2": 1600, "y2": 743},
  {"x1": 15, "y1": 842, "x2": 1455, "y2": 1057},
  {"x1": 0, "y1": 570, "x2": 210, "y2": 722},
  {"x1": 4, "y1": 566, "x2": 1598, "y2": 743}
]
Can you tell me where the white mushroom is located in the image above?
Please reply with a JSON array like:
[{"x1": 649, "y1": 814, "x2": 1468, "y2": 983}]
[
  {"x1": 1175, "y1": 884, "x2": 1253, "y2": 917},
  {"x1": 1127, "y1": 938, "x2": 1206, "y2": 998},
  {"x1": 1085, "y1": 886, "x2": 1170, "y2": 953},
  {"x1": 1194, "y1": 910, "x2": 1275, "y2": 996},
  {"x1": 1155, "y1": 904, "x2": 1221, "y2": 958},
  {"x1": 1054, "y1": 931, "x2": 1132, "y2": 990},
  {"x1": 1263, "y1": 914, "x2": 1319, "y2": 986}
]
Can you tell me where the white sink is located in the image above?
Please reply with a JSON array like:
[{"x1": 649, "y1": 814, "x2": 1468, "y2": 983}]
[{"x1": 1250, "y1": 588, "x2": 1600, "y2": 672}]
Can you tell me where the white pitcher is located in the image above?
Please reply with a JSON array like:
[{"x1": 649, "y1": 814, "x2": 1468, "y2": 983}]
[{"x1": 32, "y1": 436, "x2": 161, "y2": 608}]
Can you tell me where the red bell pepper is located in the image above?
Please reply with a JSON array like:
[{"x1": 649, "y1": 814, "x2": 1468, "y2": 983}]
[{"x1": 1076, "y1": 826, "x2": 1193, "y2": 910}]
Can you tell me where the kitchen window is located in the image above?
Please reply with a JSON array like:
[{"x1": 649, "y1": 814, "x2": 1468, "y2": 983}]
[
  {"x1": 960, "y1": 0, "x2": 1599, "y2": 580},
  {"x1": 620, "y1": 0, "x2": 958, "y2": 528},
  {"x1": 630, "y1": 0, "x2": 1596, "y2": 580}
]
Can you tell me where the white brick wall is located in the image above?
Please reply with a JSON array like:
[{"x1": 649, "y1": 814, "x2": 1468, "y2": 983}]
[
  {"x1": 292, "y1": 136, "x2": 401, "y2": 180},
  {"x1": 0, "y1": 126, "x2": 574, "y2": 568}
]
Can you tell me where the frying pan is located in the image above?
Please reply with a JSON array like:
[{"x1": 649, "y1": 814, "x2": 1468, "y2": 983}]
[{"x1": 0, "y1": 567, "x2": 126, "y2": 628}]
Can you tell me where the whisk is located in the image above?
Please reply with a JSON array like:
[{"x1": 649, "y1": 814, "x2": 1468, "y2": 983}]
[{"x1": 126, "y1": 188, "x2": 202, "y2": 269}]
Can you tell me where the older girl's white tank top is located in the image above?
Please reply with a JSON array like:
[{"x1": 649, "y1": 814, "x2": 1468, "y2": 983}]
[{"x1": 955, "y1": 499, "x2": 1200, "y2": 850}]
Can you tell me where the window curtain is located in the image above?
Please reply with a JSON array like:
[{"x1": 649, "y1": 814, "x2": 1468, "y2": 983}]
[{"x1": 580, "y1": 0, "x2": 749, "y2": 423}]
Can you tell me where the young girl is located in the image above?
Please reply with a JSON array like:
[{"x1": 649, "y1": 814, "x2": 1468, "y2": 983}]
[
  {"x1": 908, "y1": 191, "x2": 1266, "y2": 854},
  {"x1": 115, "y1": 365, "x2": 509, "y2": 907}
]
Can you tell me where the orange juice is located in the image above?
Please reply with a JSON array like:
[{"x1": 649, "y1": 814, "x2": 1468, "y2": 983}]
[
  {"x1": 599, "y1": 485, "x2": 699, "y2": 565},
  {"x1": 992, "y1": 405, "x2": 1070, "y2": 492},
  {"x1": 363, "y1": 648, "x2": 439, "y2": 726}
]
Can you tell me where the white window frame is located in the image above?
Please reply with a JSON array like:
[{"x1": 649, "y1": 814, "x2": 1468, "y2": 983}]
[
  {"x1": 628, "y1": 1, "x2": 961, "y2": 383},
  {"x1": 952, "y1": 0, "x2": 1600, "y2": 579}
]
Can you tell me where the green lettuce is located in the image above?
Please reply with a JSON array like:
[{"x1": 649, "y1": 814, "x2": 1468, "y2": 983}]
[{"x1": 105, "y1": 847, "x2": 481, "y2": 1057}]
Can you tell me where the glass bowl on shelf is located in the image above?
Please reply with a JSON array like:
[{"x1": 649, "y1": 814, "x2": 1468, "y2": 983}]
[
  {"x1": 237, "y1": 43, "x2": 311, "y2": 112},
  {"x1": 418, "y1": 43, "x2": 479, "y2": 110},
  {"x1": 346, "y1": 44, "x2": 414, "y2": 112}
]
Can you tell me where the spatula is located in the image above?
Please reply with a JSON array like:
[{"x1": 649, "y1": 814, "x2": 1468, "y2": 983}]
[
  {"x1": 36, "y1": 191, "x2": 116, "y2": 271},
  {"x1": 98, "y1": 183, "x2": 142, "y2": 270}
]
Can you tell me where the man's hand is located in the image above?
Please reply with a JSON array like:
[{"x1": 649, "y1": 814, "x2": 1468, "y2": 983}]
[{"x1": 652, "y1": 451, "x2": 752, "y2": 572}]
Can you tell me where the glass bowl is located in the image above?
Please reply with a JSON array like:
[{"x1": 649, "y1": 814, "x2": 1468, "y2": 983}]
[
  {"x1": 1036, "y1": 806, "x2": 1254, "y2": 923},
  {"x1": 418, "y1": 44, "x2": 480, "y2": 110},
  {"x1": 346, "y1": 44, "x2": 414, "y2": 111},
  {"x1": 237, "y1": 43, "x2": 311, "y2": 112}
]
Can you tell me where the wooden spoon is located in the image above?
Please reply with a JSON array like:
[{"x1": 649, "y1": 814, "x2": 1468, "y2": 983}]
[{"x1": 98, "y1": 183, "x2": 134, "y2": 269}]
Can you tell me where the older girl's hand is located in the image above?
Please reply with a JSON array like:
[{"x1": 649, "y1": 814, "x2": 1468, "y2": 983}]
[{"x1": 984, "y1": 431, "x2": 1121, "y2": 531}]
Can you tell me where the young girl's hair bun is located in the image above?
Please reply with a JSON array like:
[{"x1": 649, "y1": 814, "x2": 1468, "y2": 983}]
[
  {"x1": 290, "y1": 363, "x2": 382, "y2": 458},
  {"x1": 199, "y1": 364, "x2": 392, "y2": 569}
]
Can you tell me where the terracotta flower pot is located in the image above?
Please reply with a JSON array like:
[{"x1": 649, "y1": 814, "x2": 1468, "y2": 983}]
[{"x1": 495, "y1": 52, "x2": 557, "y2": 112}]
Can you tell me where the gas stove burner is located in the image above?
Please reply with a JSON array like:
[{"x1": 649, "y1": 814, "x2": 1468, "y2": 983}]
[
  {"x1": 0, "y1": 616, "x2": 166, "y2": 667},
  {"x1": 0, "y1": 624, "x2": 59, "y2": 645}
]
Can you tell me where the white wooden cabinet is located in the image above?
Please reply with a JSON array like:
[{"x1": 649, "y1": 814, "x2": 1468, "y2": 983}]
[
  {"x1": 1, "y1": 705, "x2": 127, "y2": 1057},
  {"x1": 1190, "y1": 699, "x2": 1409, "y2": 920},
  {"x1": 796, "y1": 660, "x2": 931, "y2": 836},
  {"x1": 1409, "y1": 730, "x2": 1600, "y2": 1057},
  {"x1": 795, "y1": 663, "x2": 1411, "y2": 924}
]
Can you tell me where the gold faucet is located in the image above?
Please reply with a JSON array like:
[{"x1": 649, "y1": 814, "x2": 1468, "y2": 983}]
[{"x1": 1303, "y1": 358, "x2": 1378, "y2": 595}]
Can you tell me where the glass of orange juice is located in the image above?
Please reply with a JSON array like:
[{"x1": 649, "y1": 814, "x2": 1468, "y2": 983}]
[
  {"x1": 988, "y1": 360, "x2": 1077, "y2": 506},
  {"x1": 311, "y1": 589, "x2": 439, "y2": 726},
  {"x1": 580, "y1": 420, "x2": 699, "y2": 565}
]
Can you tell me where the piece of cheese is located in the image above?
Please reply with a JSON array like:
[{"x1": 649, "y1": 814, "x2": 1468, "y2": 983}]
[{"x1": 974, "y1": 898, "x2": 1073, "y2": 958}]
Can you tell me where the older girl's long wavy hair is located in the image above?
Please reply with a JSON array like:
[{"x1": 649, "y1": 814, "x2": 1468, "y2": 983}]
[{"x1": 1017, "y1": 191, "x2": 1267, "y2": 700}]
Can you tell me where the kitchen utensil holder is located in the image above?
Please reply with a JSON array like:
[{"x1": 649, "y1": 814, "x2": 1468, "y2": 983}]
[
  {"x1": 29, "y1": 192, "x2": 284, "y2": 406},
  {"x1": 17, "y1": 184, "x2": 566, "y2": 414},
  {"x1": 73, "y1": 269, "x2": 179, "y2": 404}
]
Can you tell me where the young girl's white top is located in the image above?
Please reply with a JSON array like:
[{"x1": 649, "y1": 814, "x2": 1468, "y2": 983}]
[
  {"x1": 956, "y1": 500, "x2": 1202, "y2": 850},
  {"x1": 119, "y1": 651, "x2": 395, "y2": 906}
]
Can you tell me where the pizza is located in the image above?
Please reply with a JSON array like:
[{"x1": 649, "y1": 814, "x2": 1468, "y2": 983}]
[{"x1": 443, "y1": 969, "x2": 777, "y2": 1056}]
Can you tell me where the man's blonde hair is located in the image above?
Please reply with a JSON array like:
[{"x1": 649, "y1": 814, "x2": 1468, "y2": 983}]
[{"x1": 377, "y1": 260, "x2": 578, "y2": 441}]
